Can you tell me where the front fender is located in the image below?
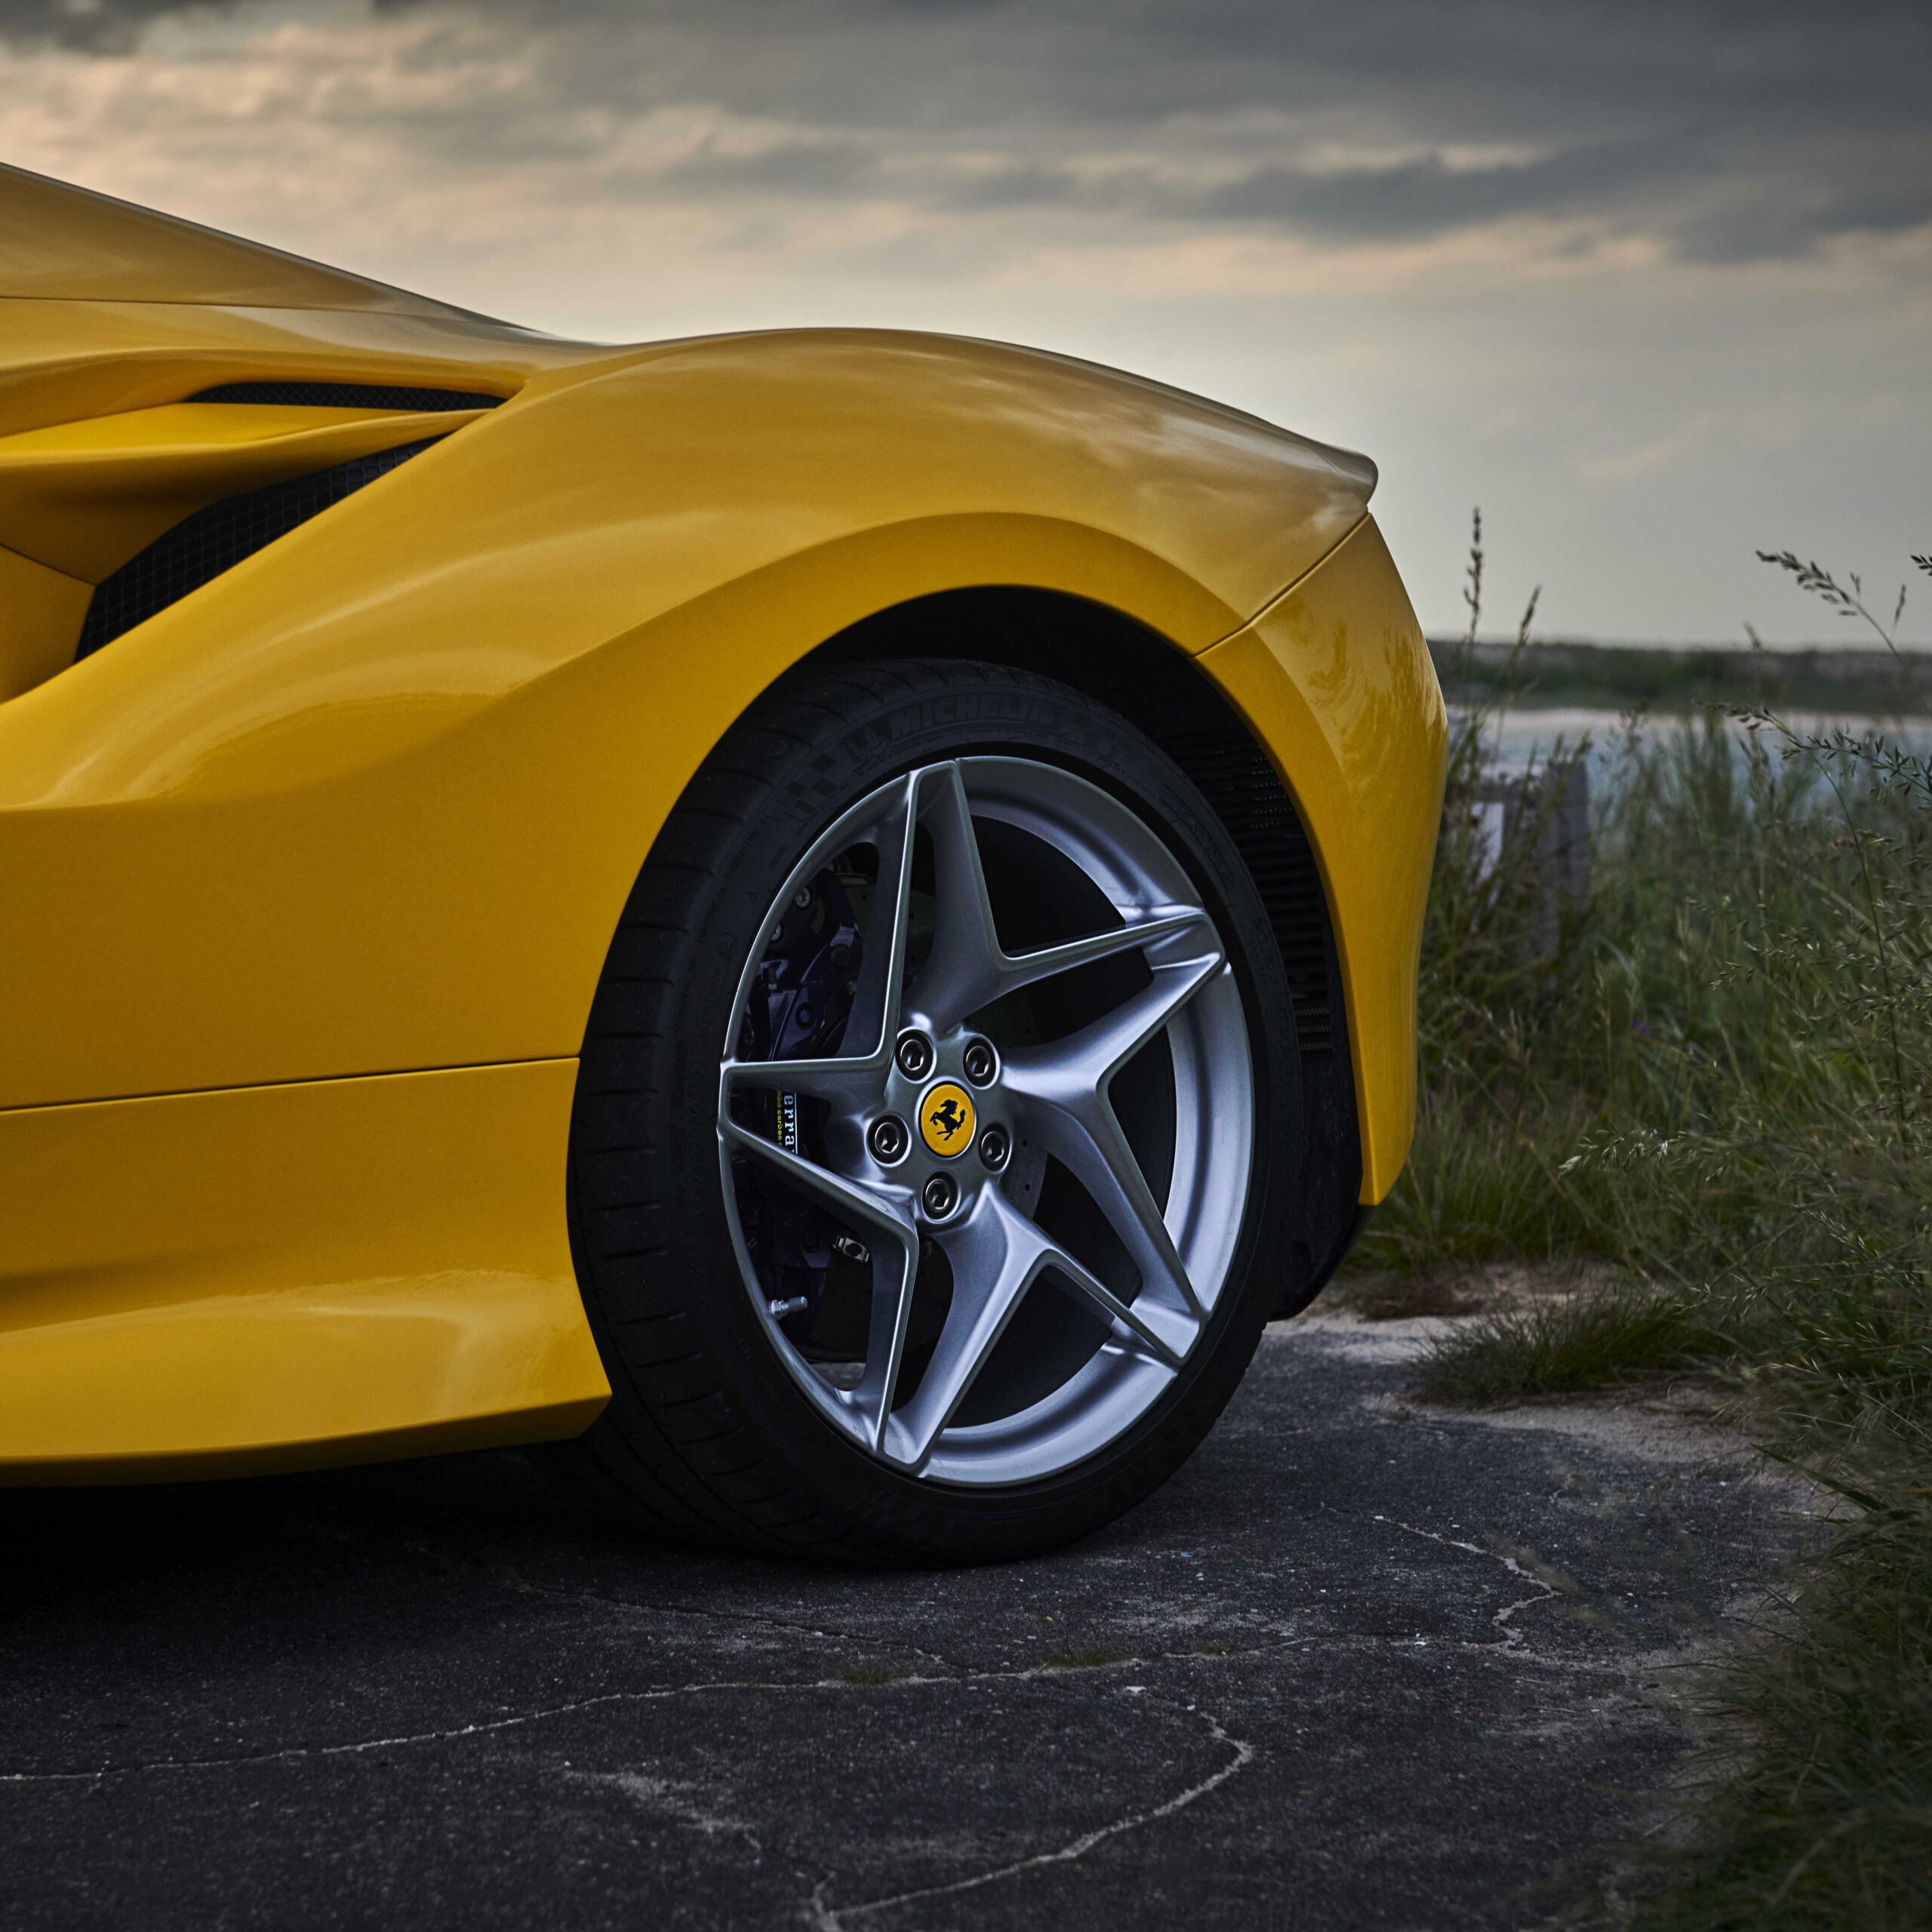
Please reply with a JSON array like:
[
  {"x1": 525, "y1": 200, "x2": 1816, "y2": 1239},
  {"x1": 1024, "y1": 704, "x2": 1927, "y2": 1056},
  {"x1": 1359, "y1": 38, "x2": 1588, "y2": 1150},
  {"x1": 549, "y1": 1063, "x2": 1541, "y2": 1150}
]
[{"x1": 0, "y1": 331, "x2": 1372, "y2": 1111}]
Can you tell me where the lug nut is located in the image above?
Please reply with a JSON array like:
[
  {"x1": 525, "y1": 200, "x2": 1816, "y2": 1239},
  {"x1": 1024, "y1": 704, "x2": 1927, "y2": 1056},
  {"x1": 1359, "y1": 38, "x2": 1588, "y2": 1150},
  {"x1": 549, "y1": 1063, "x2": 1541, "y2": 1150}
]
[
  {"x1": 868, "y1": 1115, "x2": 909, "y2": 1164},
  {"x1": 978, "y1": 1125, "x2": 1010, "y2": 1171},
  {"x1": 961, "y1": 1037, "x2": 998, "y2": 1085},
  {"x1": 921, "y1": 1172, "x2": 960, "y2": 1219},
  {"x1": 895, "y1": 1030, "x2": 935, "y2": 1080}
]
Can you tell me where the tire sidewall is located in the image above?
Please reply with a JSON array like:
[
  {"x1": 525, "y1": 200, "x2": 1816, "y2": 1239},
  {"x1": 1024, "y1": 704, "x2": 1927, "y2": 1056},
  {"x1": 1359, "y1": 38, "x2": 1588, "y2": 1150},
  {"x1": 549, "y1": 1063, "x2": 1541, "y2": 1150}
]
[{"x1": 577, "y1": 662, "x2": 1302, "y2": 1560}]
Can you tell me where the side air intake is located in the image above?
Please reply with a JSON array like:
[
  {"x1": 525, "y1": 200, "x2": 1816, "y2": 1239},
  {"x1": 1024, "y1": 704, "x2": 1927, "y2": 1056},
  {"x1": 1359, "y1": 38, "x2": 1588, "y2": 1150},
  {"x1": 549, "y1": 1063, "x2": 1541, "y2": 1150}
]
[
  {"x1": 75, "y1": 438, "x2": 441, "y2": 660},
  {"x1": 191, "y1": 381, "x2": 504, "y2": 411}
]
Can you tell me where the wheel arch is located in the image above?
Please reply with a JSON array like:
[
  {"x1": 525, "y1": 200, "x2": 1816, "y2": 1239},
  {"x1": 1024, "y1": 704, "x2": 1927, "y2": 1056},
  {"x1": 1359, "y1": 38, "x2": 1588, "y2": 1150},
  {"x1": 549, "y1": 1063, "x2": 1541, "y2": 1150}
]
[{"x1": 804, "y1": 586, "x2": 1366, "y2": 1315}]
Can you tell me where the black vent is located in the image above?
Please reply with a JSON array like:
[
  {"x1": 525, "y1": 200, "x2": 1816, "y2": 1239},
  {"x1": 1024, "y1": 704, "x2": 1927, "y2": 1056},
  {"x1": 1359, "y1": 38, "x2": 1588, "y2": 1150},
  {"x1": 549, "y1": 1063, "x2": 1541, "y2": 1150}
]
[
  {"x1": 1159, "y1": 716, "x2": 1361, "y2": 1315},
  {"x1": 76, "y1": 438, "x2": 441, "y2": 660},
  {"x1": 191, "y1": 381, "x2": 503, "y2": 412},
  {"x1": 1159, "y1": 728, "x2": 1334, "y2": 1054}
]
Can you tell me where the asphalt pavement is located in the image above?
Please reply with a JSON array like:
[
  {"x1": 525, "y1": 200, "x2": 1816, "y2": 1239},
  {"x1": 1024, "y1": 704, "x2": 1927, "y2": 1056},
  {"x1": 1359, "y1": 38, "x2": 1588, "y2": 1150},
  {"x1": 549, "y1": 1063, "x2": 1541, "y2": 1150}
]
[{"x1": 0, "y1": 1315, "x2": 1816, "y2": 1930}]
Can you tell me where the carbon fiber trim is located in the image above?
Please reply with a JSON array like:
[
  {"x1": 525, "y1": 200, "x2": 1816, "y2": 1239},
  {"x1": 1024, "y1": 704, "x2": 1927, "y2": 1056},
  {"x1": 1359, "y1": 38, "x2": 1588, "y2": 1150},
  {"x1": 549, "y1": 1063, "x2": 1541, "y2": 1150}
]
[
  {"x1": 75, "y1": 438, "x2": 441, "y2": 660},
  {"x1": 191, "y1": 382, "x2": 503, "y2": 411}
]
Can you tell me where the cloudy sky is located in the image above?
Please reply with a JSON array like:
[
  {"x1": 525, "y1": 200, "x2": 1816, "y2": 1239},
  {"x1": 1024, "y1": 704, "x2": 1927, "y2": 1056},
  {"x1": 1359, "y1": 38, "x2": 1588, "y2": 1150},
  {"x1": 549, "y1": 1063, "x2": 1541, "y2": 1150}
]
[{"x1": 5, "y1": 0, "x2": 1928, "y2": 643}]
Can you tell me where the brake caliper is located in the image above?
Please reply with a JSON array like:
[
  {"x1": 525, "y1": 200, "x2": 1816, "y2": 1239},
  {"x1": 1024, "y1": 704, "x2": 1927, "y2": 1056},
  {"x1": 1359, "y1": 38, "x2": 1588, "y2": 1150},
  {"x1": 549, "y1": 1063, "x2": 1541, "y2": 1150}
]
[{"x1": 731, "y1": 867, "x2": 863, "y2": 1329}]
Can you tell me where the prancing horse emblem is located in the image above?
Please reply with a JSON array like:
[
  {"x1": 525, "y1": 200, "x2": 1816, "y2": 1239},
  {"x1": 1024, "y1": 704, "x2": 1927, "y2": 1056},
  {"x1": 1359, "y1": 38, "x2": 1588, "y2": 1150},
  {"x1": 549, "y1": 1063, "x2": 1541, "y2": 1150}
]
[{"x1": 919, "y1": 1081, "x2": 976, "y2": 1158}]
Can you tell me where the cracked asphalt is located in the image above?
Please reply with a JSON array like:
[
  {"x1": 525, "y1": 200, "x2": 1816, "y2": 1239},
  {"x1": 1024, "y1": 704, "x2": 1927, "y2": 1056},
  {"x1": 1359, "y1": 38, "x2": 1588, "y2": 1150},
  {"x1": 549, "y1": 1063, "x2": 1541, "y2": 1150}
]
[{"x1": 0, "y1": 1317, "x2": 1817, "y2": 1930}]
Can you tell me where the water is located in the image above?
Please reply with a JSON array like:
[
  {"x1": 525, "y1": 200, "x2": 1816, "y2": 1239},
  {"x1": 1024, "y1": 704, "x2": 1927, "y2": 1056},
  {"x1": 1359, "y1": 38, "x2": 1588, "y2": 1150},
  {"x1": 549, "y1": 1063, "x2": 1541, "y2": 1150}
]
[
  {"x1": 1472, "y1": 706, "x2": 1932, "y2": 783},
  {"x1": 1452, "y1": 706, "x2": 1932, "y2": 885}
]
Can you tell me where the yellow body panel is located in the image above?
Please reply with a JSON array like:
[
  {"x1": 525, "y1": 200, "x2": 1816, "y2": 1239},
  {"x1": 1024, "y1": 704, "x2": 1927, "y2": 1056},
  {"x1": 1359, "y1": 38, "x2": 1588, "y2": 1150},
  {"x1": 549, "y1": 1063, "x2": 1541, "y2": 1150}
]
[
  {"x1": 0, "y1": 161, "x2": 481, "y2": 315},
  {"x1": 0, "y1": 1062, "x2": 608, "y2": 1478},
  {"x1": 0, "y1": 541, "x2": 91, "y2": 701},
  {"x1": 0, "y1": 401, "x2": 494, "y2": 581},
  {"x1": 0, "y1": 165, "x2": 1444, "y2": 1478},
  {"x1": 1199, "y1": 518, "x2": 1447, "y2": 1199},
  {"x1": 0, "y1": 296, "x2": 577, "y2": 441}
]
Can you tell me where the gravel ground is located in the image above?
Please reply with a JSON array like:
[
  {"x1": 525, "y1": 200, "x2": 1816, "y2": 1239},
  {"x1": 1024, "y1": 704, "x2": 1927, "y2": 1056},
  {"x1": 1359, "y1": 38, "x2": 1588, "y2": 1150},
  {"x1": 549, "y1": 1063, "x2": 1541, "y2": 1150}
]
[{"x1": 0, "y1": 1312, "x2": 1820, "y2": 1930}]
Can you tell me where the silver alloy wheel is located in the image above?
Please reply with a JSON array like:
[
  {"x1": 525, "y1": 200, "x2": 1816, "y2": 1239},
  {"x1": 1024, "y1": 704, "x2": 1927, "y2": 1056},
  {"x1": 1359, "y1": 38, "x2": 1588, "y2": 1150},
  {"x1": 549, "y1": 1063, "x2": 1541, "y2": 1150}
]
[{"x1": 717, "y1": 756, "x2": 1254, "y2": 1485}]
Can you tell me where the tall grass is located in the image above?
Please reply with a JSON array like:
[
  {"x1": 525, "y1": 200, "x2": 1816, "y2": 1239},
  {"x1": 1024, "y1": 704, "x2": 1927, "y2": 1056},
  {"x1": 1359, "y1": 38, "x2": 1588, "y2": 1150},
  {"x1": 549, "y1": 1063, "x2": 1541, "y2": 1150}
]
[
  {"x1": 1361, "y1": 526, "x2": 1932, "y2": 1924},
  {"x1": 1367, "y1": 540, "x2": 1929, "y2": 1294}
]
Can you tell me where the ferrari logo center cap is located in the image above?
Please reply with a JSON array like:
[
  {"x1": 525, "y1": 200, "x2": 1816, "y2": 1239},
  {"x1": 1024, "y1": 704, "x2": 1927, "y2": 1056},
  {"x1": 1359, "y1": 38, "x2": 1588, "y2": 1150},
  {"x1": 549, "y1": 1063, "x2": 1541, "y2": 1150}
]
[{"x1": 919, "y1": 1081, "x2": 976, "y2": 1158}]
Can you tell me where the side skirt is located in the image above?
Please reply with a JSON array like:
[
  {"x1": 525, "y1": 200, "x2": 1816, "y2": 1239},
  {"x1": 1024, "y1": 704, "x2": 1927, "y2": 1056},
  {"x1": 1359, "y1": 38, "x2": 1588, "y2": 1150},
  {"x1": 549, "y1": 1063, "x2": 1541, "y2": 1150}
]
[{"x1": 0, "y1": 1059, "x2": 608, "y2": 1482}]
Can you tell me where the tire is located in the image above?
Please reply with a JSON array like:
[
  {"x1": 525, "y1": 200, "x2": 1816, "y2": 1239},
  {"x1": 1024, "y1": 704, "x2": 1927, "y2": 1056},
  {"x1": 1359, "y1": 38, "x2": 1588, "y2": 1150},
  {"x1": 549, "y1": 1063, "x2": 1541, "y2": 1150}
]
[{"x1": 543, "y1": 657, "x2": 1304, "y2": 1562}]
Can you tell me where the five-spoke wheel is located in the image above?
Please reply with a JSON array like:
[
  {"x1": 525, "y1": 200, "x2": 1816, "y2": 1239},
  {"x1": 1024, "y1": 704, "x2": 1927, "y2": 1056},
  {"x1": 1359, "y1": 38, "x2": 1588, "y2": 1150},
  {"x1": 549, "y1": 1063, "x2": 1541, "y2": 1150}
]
[
  {"x1": 718, "y1": 756, "x2": 1254, "y2": 1484},
  {"x1": 555, "y1": 658, "x2": 1300, "y2": 1561}
]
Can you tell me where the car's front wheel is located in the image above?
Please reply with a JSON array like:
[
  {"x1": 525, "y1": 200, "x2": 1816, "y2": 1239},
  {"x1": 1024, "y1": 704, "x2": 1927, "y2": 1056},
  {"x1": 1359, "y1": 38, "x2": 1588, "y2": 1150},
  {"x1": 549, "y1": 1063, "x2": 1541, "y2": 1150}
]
[{"x1": 547, "y1": 657, "x2": 1302, "y2": 1561}]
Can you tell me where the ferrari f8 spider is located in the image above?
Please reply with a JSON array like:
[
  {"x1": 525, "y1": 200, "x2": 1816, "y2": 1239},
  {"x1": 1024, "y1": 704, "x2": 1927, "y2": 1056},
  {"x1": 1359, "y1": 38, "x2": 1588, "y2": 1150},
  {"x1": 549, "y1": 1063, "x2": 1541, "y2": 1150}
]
[{"x1": 0, "y1": 166, "x2": 1444, "y2": 1560}]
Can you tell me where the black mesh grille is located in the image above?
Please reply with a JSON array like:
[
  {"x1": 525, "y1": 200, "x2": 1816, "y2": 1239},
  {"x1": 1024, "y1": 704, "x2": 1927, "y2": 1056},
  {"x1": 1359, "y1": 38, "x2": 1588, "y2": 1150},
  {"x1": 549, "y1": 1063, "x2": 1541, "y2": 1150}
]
[
  {"x1": 190, "y1": 381, "x2": 503, "y2": 411},
  {"x1": 76, "y1": 438, "x2": 441, "y2": 660},
  {"x1": 1157, "y1": 714, "x2": 1360, "y2": 1315},
  {"x1": 1158, "y1": 728, "x2": 1334, "y2": 1054}
]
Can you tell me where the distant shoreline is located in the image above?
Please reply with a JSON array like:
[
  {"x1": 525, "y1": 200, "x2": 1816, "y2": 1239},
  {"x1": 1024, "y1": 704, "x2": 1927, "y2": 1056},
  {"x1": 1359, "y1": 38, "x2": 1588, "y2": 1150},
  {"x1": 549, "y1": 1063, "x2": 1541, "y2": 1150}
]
[{"x1": 1428, "y1": 638, "x2": 1932, "y2": 716}]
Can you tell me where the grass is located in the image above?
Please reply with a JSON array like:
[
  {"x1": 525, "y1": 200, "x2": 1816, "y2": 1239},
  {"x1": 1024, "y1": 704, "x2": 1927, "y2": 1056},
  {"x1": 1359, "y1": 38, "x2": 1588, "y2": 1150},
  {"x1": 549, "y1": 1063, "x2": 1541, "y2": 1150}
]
[
  {"x1": 1353, "y1": 525, "x2": 1932, "y2": 1924},
  {"x1": 1413, "y1": 1287, "x2": 1724, "y2": 1406},
  {"x1": 1038, "y1": 1642, "x2": 1130, "y2": 1670},
  {"x1": 1647, "y1": 1487, "x2": 1932, "y2": 1932},
  {"x1": 837, "y1": 1660, "x2": 912, "y2": 1684}
]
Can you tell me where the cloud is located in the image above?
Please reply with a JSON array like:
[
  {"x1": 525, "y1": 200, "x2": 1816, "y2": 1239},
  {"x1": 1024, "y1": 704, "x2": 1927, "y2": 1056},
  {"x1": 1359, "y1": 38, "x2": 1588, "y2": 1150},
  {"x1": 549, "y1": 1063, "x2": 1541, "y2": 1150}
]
[
  {"x1": 1199, "y1": 142, "x2": 1677, "y2": 243},
  {"x1": 1577, "y1": 409, "x2": 1716, "y2": 488},
  {"x1": 5, "y1": 1, "x2": 1928, "y2": 266},
  {"x1": 654, "y1": 136, "x2": 881, "y2": 198},
  {"x1": 2, "y1": 2, "x2": 1927, "y2": 647},
  {"x1": 0, "y1": 0, "x2": 236, "y2": 54}
]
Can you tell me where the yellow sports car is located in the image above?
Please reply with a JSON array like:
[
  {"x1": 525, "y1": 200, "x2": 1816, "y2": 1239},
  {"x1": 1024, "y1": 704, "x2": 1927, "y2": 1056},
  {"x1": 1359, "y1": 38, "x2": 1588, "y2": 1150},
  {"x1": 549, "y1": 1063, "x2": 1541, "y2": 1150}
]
[{"x1": 0, "y1": 165, "x2": 1444, "y2": 1560}]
